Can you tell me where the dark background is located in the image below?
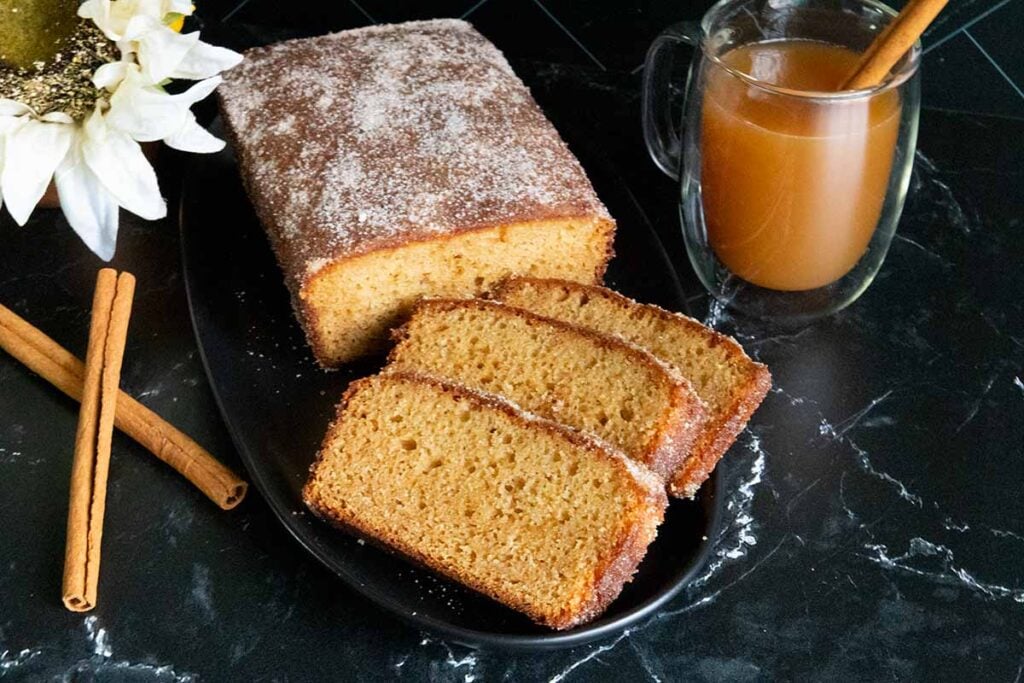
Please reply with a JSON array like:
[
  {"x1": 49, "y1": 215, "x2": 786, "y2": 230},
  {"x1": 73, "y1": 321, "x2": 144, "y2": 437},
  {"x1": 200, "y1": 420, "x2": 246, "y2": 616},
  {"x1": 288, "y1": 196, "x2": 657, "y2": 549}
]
[
  {"x1": 196, "y1": 0, "x2": 1024, "y2": 119},
  {"x1": 1, "y1": 1, "x2": 1022, "y2": 681}
]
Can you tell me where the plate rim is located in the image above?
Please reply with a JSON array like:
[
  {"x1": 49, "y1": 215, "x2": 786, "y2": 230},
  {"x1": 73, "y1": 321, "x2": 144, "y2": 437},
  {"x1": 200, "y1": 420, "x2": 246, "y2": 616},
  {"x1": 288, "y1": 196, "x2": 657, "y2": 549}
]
[{"x1": 177, "y1": 155, "x2": 722, "y2": 651}]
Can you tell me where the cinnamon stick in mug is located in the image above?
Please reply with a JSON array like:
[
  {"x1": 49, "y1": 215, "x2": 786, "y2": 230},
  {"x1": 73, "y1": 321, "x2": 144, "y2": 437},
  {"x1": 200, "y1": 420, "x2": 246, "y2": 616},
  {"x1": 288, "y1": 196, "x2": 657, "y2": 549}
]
[
  {"x1": 843, "y1": 0, "x2": 948, "y2": 89},
  {"x1": 62, "y1": 269, "x2": 135, "y2": 612}
]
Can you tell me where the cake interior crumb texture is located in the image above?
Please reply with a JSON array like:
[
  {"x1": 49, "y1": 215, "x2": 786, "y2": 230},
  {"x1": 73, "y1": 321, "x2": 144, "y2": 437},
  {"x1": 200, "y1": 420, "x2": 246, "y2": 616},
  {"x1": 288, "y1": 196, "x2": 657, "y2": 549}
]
[
  {"x1": 218, "y1": 19, "x2": 615, "y2": 366},
  {"x1": 495, "y1": 277, "x2": 771, "y2": 497},
  {"x1": 307, "y1": 218, "x2": 612, "y2": 364},
  {"x1": 386, "y1": 299, "x2": 706, "y2": 480},
  {"x1": 303, "y1": 373, "x2": 667, "y2": 629}
]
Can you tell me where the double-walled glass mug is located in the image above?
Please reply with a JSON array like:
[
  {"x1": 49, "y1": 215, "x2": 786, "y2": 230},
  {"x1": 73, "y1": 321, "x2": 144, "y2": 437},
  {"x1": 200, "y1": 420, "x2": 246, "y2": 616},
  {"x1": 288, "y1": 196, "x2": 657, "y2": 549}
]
[{"x1": 642, "y1": 0, "x2": 921, "y2": 322}]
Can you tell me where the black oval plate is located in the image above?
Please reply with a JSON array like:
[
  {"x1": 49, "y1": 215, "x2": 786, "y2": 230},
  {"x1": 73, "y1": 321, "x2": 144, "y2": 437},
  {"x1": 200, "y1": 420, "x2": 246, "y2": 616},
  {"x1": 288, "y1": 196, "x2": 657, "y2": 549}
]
[{"x1": 180, "y1": 121, "x2": 720, "y2": 650}]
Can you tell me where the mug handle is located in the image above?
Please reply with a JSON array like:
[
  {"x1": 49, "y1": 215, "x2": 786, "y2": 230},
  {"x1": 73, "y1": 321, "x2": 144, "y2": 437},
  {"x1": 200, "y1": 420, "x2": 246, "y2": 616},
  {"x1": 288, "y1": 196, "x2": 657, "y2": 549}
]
[{"x1": 641, "y1": 21, "x2": 701, "y2": 181}]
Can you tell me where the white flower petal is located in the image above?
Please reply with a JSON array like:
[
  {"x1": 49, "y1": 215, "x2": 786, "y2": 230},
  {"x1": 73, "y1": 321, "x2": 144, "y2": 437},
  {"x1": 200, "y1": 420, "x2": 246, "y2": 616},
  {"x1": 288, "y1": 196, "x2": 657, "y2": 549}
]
[
  {"x1": 113, "y1": 37, "x2": 139, "y2": 61},
  {"x1": 80, "y1": 0, "x2": 122, "y2": 40},
  {"x1": 136, "y1": 0, "x2": 167, "y2": 19},
  {"x1": 0, "y1": 116, "x2": 26, "y2": 135},
  {"x1": 112, "y1": 0, "x2": 153, "y2": 34},
  {"x1": 163, "y1": 112, "x2": 224, "y2": 153},
  {"x1": 121, "y1": 12, "x2": 163, "y2": 40},
  {"x1": 41, "y1": 112, "x2": 76, "y2": 124},
  {"x1": 106, "y1": 76, "x2": 185, "y2": 141},
  {"x1": 77, "y1": 0, "x2": 103, "y2": 20},
  {"x1": 134, "y1": 21, "x2": 200, "y2": 83},
  {"x1": 165, "y1": 0, "x2": 194, "y2": 16},
  {"x1": 175, "y1": 75, "x2": 223, "y2": 105},
  {"x1": 93, "y1": 61, "x2": 131, "y2": 90},
  {"x1": 106, "y1": 73, "x2": 222, "y2": 142},
  {"x1": 1, "y1": 119, "x2": 74, "y2": 225},
  {"x1": 171, "y1": 40, "x2": 243, "y2": 81},
  {"x1": 0, "y1": 99, "x2": 32, "y2": 117},
  {"x1": 54, "y1": 141, "x2": 120, "y2": 261},
  {"x1": 82, "y1": 109, "x2": 166, "y2": 221}
]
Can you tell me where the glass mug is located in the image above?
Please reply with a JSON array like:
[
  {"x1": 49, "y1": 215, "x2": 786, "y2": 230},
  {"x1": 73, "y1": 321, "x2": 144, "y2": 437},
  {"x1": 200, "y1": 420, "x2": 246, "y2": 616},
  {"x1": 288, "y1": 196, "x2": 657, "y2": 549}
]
[{"x1": 642, "y1": 0, "x2": 921, "y2": 322}]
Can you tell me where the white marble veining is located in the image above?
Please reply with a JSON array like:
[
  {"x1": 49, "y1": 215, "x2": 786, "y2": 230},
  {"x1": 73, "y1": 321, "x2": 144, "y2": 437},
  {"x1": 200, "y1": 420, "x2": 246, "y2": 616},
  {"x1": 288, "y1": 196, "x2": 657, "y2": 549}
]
[
  {"x1": 0, "y1": 648, "x2": 42, "y2": 673},
  {"x1": 864, "y1": 538, "x2": 1024, "y2": 604},
  {"x1": 549, "y1": 629, "x2": 634, "y2": 683},
  {"x1": 84, "y1": 616, "x2": 112, "y2": 658},
  {"x1": 817, "y1": 391, "x2": 923, "y2": 508},
  {"x1": 0, "y1": 617, "x2": 197, "y2": 680}
]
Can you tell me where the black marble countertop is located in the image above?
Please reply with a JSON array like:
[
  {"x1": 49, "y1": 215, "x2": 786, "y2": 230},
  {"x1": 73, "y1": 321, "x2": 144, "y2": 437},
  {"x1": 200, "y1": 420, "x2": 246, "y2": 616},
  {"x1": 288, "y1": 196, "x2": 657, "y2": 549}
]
[{"x1": 2, "y1": 2, "x2": 1023, "y2": 681}]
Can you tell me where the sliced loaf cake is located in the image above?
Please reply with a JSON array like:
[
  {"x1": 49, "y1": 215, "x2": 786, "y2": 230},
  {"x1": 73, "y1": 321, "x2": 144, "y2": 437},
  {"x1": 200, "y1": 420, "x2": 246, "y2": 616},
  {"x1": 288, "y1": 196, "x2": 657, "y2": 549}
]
[
  {"x1": 385, "y1": 299, "x2": 706, "y2": 480},
  {"x1": 494, "y1": 277, "x2": 771, "y2": 497},
  {"x1": 303, "y1": 372, "x2": 667, "y2": 629}
]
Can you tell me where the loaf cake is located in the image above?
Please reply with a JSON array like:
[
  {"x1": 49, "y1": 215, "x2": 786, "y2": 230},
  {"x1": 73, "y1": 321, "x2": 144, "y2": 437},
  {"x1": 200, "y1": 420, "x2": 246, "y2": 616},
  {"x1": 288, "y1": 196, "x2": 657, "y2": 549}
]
[
  {"x1": 218, "y1": 20, "x2": 615, "y2": 367},
  {"x1": 302, "y1": 372, "x2": 667, "y2": 629},
  {"x1": 494, "y1": 278, "x2": 771, "y2": 497},
  {"x1": 385, "y1": 298, "x2": 706, "y2": 480}
]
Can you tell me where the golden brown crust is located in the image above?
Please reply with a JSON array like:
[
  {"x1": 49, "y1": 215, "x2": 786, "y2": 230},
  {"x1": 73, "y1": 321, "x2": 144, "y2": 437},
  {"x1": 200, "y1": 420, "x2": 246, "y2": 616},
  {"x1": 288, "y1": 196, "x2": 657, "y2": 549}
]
[
  {"x1": 560, "y1": 464, "x2": 666, "y2": 629},
  {"x1": 652, "y1": 379, "x2": 709, "y2": 484},
  {"x1": 668, "y1": 363, "x2": 771, "y2": 497},
  {"x1": 388, "y1": 298, "x2": 707, "y2": 480},
  {"x1": 302, "y1": 371, "x2": 667, "y2": 629},
  {"x1": 492, "y1": 277, "x2": 770, "y2": 498},
  {"x1": 591, "y1": 217, "x2": 616, "y2": 285},
  {"x1": 218, "y1": 103, "x2": 325, "y2": 361}
]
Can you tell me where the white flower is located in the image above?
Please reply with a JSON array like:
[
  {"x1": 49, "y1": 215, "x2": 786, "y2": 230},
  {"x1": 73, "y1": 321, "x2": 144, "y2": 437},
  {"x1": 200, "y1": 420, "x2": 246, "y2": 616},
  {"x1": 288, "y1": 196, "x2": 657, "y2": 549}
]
[
  {"x1": 0, "y1": 0, "x2": 242, "y2": 260},
  {"x1": 102, "y1": 64, "x2": 225, "y2": 150},
  {"x1": 79, "y1": 0, "x2": 195, "y2": 40},
  {"x1": 82, "y1": 0, "x2": 242, "y2": 84}
]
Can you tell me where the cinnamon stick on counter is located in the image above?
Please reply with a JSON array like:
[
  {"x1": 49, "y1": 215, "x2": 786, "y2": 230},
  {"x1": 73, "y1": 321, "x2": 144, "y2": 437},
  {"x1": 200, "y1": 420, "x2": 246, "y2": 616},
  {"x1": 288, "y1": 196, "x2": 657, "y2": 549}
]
[
  {"x1": 0, "y1": 301, "x2": 247, "y2": 511},
  {"x1": 63, "y1": 269, "x2": 135, "y2": 612}
]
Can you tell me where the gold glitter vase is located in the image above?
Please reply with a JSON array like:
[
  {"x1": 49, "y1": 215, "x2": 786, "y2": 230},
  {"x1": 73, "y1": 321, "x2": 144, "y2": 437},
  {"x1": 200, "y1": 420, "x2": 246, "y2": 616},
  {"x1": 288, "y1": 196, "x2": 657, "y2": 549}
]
[{"x1": 0, "y1": 0, "x2": 80, "y2": 70}]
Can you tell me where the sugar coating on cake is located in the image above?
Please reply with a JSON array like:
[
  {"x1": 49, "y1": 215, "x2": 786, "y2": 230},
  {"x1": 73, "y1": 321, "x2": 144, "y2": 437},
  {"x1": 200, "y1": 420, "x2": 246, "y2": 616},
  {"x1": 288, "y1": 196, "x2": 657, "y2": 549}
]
[
  {"x1": 218, "y1": 19, "x2": 611, "y2": 289},
  {"x1": 219, "y1": 20, "x2": 615, "y2": 366}
]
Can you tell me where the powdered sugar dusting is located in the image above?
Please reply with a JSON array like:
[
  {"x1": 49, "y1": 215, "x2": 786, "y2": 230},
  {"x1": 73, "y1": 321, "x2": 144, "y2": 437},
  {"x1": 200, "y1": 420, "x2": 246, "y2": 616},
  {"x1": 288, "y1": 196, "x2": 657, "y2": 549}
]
[{"x1": 218, "y1": 19, "x2": 609, "y2": 290}]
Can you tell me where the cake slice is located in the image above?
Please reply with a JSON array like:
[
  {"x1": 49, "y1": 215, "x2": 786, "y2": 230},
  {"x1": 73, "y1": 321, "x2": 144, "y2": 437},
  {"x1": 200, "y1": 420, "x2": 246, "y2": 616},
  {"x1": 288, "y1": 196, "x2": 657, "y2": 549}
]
[
  {"x1": 302, "y1": 372, "x2": 667, "y2": 629},
  {"x1": 385, "y1": 299, "x2": 706, "y2": 480},
  {"x1": 218, "y1": 20, "x2": 615, "y2": 367},
  {"x1": 494, "y1": 277, "x2": 771, "y2": 498}
]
